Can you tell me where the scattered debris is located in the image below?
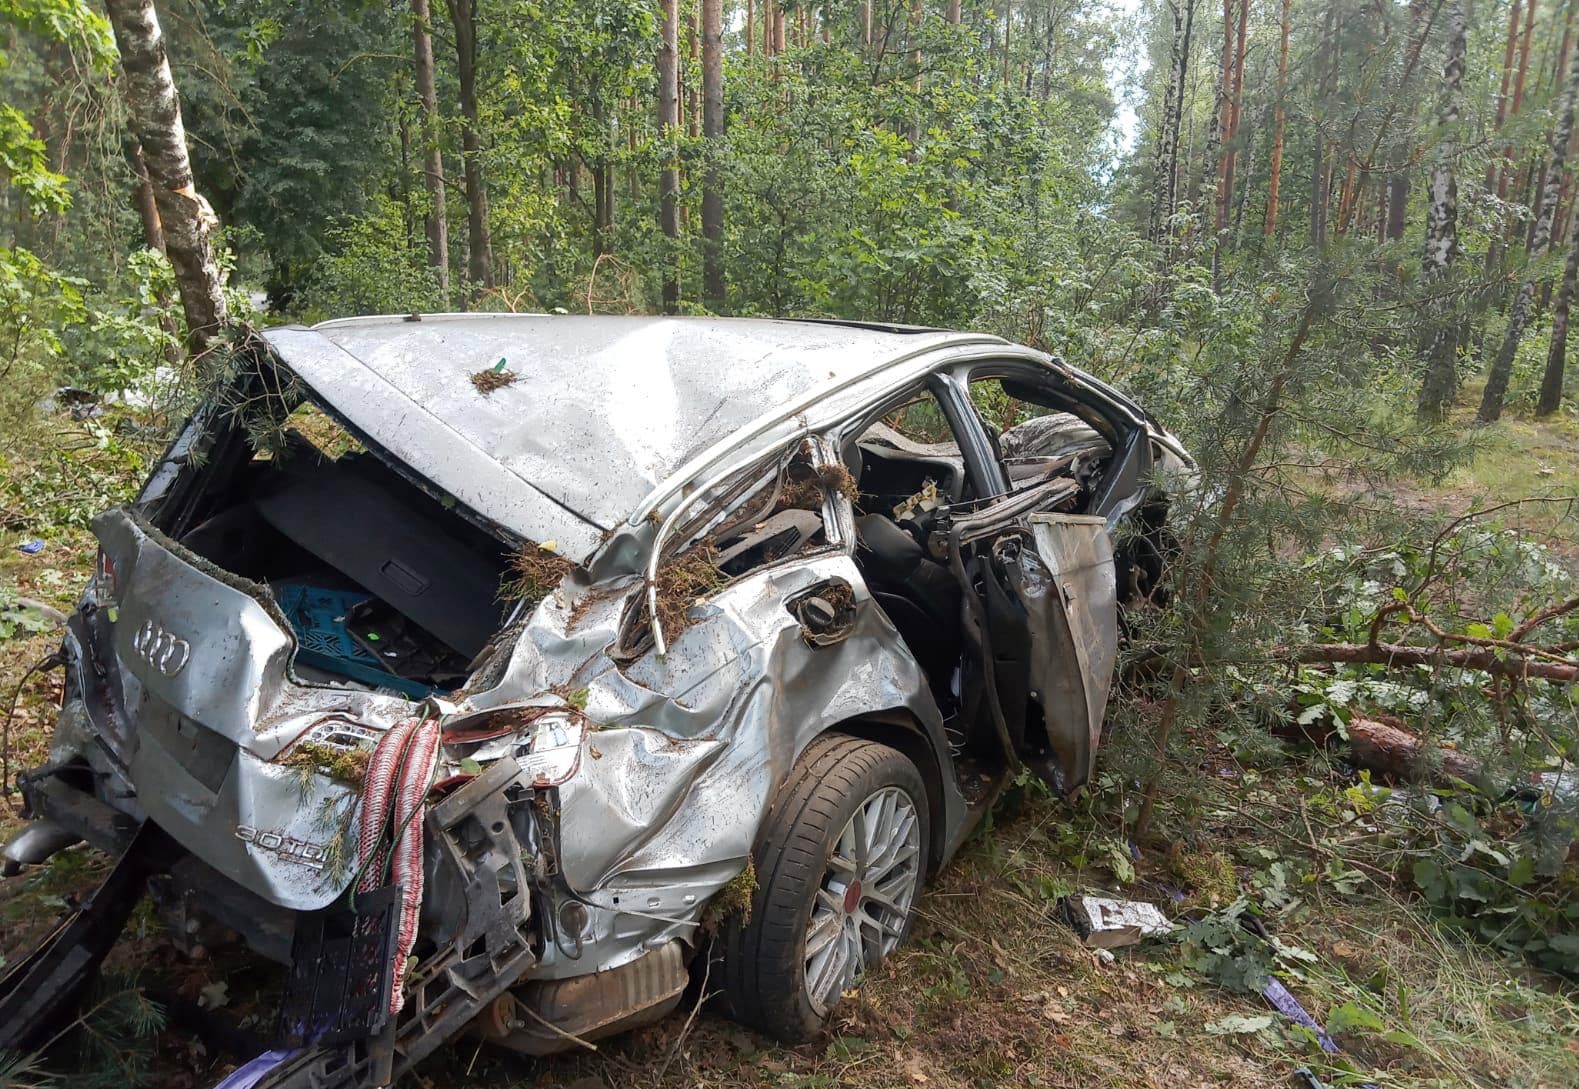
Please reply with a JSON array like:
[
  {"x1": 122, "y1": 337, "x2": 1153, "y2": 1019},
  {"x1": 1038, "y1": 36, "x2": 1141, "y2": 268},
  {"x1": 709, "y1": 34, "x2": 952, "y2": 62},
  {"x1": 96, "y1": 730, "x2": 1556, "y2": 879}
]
[
  {"x1": 1059, "y1": 895, "x2": 1173, "y2": 949},
  {"x1": 470, "y1": 359, "x2": 518, "y2": 394},
  {"x1": 1262, "y1": 976, "x2": 1337, "y2": 1053},
  {"x1": 652, "y1": 543, "x2": 728, "y2": 639},
  {"x1": 282, "y1": 740, "x2": 372, "y2": 786},
  {"x1": 500, "y1": 540, "x2": 573, "y2": 602},
  {"x1": 701, "y1": 859, "x2": 758, "y2": 931},
  {"x1": 816, "y1": 461, "x2": 860, "y2": 503},
  {"x1": 16, "y1": 539, "x2": 44, "y2": 555}
]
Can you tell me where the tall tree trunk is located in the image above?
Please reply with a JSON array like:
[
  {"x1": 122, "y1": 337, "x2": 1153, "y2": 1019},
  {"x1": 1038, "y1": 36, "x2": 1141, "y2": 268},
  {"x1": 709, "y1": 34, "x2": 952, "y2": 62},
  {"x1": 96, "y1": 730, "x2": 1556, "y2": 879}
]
[
  {"x1": 104, "y1": 0, "x2": 228, "y2": 356},
  {"x1": 687, "y1": 7, "x2": 700, "y2": 139},
  {"x1": 1264, "y1": 0, "x2": 1290, "y2": 237},
  {"x1": 774, "y1": 2, "x2": 786, "y2": 53},
  {"x1": 1212, "y1": 0, "x2": 1236, "y2": 238},
  {"x1": 1150, "y1": 0, "x2": 1185, "y2": 244},
  {"x1": 747, "y1": 0, "x2": 755, "y2": 55},
  {"x1": 1489, "y1": 0, "x2": 1523, "y2": 195},
  {"x1": 909, "y1": 0, "x2": 924, "y2": 144},
  {"x1": 947, "y1": 0, "x2": 961, "y2": 22},
  {"x1": 1220, "y1": 0, "x2": 1249, "y2": 232},
  {"x1": 658, "y1": 0, "x2": 681, "y2": 313},
  {"x1": 411, "y1": 0, "x2": 450, "y2": 304},
  {"x1": 1003, "y1": 0, "x2": 1013, "y2": 85},
  {"x1": 1479, "y1": 34, "x2": 1579, "y2": 423},
  {"x1": 702, "y1": 0, "x2": 724, "y2": 311},
  {"x1": 446, "y1": 0, "x2": 493, "y2": 297},
  {"x1": 1538, "y1": 223, "x2": 1579, "y2": 414},
  {"x1": 1418, "y1": 1, "x2": 1467, "y2": 420}
]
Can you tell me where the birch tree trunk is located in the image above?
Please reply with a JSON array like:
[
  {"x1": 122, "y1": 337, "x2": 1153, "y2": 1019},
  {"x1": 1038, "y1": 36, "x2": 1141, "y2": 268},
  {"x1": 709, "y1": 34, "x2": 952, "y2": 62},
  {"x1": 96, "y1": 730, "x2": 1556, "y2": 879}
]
[
  {"x1": 1418, "y1": 0, "x2": 1467, "y2": 420},
  {"x1": 658, "y1": 0, "x2": 681, "y2": 313},
  {"x1": 701, "y1": 0, "x2": 724, "y2": 311},
  {"x1": 1149, "y1": 0, "x2": 1187, "y2": 245},
  {"x1": 1538, "y1": 225, "x2": 1579, "y2": 414},
  {"x1": 445, "y1": 0, "x2": 493, "y2": 297},
  {"x1": 1478, "y1": 35, "x2": 1579, "y2": 423},
  {"x1": 411, "y1": 0, "x2": 449, "y2": 304},
  {"x1": 104, "y1": 0, "x2": 228, "y2": 356}
]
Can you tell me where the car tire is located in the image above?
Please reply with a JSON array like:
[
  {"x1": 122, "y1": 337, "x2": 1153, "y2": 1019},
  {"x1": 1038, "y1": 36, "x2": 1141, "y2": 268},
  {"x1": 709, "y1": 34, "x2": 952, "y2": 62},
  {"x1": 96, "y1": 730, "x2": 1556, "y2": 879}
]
[{"x1": 721, "y1": 733, "x2": 929, "y2": 1043}]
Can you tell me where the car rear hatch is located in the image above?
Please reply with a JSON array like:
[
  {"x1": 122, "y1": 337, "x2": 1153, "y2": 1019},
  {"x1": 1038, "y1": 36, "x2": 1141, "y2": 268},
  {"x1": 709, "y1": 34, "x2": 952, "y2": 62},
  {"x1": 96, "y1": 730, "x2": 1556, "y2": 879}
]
[{"x1": 95, "y1": 507, "x2": 415, "y2": 911}]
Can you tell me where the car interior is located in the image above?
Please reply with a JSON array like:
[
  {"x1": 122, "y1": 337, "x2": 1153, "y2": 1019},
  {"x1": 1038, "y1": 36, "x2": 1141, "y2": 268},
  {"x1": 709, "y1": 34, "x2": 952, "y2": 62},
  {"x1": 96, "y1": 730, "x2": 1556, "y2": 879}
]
[{"x1": 842, "y1": 372, "x2": 1126, "y2": 799}]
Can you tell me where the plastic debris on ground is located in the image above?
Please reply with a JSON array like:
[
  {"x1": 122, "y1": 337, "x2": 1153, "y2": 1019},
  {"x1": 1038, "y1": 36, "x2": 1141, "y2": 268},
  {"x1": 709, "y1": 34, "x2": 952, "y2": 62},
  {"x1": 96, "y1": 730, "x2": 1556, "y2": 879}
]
[
  {"x1": 16, "y1": 539, "x2": 44, "y2": 554},
  {"x1": 1059, "y1": 895, "x2": 1174, "y2": 949}
]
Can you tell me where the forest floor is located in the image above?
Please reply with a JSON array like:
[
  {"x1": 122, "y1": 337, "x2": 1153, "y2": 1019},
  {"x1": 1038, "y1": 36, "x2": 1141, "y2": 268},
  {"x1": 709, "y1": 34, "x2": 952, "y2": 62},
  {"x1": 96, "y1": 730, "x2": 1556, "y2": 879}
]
[{"x1": 1, "y1": 412, "x2": 1577, "y2": 1089}]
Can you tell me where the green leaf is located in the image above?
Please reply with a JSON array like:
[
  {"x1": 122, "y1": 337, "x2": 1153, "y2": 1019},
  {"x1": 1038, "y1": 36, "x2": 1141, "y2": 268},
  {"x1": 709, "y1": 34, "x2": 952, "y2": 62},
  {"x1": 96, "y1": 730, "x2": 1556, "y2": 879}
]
[
  {"x1": 1203, "y1": 1013, "x2": 1273, "y2": 1035},
  {"x1": 1326, "y1": 1001, "x2": 1386, "y2": 1036}
]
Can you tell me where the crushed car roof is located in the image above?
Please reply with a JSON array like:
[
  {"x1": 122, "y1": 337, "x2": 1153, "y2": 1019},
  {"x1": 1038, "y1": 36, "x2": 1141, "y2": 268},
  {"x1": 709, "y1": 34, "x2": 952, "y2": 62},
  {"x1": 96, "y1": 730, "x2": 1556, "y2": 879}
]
[{"x1": 262, "y1": 315, "x2": 998, "y2": 557}]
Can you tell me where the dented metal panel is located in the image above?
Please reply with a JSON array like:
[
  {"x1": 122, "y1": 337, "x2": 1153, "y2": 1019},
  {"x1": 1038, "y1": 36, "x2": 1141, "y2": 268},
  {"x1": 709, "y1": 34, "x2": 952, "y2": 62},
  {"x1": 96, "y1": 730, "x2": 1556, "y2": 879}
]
[
  {"x1": 263, "y1": 316, "x2": 989, "y2": 559},
  {"x1": 1024, "y1": 513, "x2": 1119, "y2": 791}
]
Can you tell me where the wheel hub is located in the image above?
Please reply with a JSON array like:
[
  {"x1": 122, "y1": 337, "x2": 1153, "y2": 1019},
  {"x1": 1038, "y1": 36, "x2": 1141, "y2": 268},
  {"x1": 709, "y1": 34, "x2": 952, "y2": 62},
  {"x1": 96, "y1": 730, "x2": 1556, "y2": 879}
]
[{"x1": 802, "y1": 785, "x2": 922, "y2": 1016}]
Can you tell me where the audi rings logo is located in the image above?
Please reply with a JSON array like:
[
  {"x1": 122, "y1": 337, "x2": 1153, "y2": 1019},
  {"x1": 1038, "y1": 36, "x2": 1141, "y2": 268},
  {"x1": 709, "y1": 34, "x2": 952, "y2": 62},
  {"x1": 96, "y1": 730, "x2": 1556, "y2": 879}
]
[{"x1": 132, "y1": 619, "x2": 192, "y2": 677}]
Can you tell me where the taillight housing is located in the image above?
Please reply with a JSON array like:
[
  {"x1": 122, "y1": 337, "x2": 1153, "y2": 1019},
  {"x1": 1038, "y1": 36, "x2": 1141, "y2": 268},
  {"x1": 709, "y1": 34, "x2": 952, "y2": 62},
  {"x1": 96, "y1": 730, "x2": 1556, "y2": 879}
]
[{"x1": 95, "y1": 548, "x2": 119, "y2": 601}]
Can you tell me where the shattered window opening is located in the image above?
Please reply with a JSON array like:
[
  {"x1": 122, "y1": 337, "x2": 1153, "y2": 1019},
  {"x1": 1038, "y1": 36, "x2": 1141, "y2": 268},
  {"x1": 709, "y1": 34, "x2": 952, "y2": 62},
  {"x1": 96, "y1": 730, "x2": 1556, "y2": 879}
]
[{"x1": 154, "y1": 354, "x2": 520, "y2": 699}]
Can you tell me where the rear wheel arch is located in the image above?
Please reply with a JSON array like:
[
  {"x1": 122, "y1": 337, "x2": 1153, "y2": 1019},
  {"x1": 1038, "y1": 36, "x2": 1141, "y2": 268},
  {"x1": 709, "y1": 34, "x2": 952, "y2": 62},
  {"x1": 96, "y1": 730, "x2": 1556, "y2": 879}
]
[{"x1": 820, "y1": 712, "x2": 945, "y2": 879}]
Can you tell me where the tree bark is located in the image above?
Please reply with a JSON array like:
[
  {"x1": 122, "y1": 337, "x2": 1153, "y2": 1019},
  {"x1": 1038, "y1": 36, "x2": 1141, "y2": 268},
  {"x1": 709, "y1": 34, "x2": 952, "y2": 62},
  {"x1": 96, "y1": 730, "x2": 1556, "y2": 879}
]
[
  {"x1": 411, "y1": 0, "x2": 449, "y2": 304},
  {"x1": 1150, "y1": 0, "x2": 1196, "y2": 253},
  {"x1": 1417, "y1": 3, "x2": 1467, "y2": 420},
  {"x1": 1537, "y1": 220, "x2": 1579, "y2": 414},
  {"x1": 1216, "y1": 0, "x2": 1249, "y2": 240},
  {"x1": 658, "y1": 0, "x2": 681, "y2": 313},
  {"x1": 746, "y1": 0, "x2": 755, "y2": 55},
  {"x1": 128, "y1": 141, "x2": 164, "y2": 253},
  {"x1": 1212, "y1": 0, "x2": 1236, "y2": 238},
  {"x1": 1489, "y1": 0, "x2": 1523, "y2": 196},
  {"x1": 701, "y1": 0, "x2": 724, "y2": 312},
  {"x1": 1264, "y1": 0, "x2": 1290, "y2": 237},
  {"x1": 104, "y1": 0, "x2": 228, "y2": 357},
  {"x1": 1479, "y1": 34, "x2": 1579, "y2": 423},
  {"x1": 445, "y1": 0, "x2": 493, "y2": 297}
]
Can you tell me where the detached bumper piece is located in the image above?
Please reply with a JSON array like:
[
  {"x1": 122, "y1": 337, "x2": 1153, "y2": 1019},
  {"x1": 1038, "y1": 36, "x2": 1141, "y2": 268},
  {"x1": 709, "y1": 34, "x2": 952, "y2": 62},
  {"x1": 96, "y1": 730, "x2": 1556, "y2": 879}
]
[
  {"x1": 251, "y1": 760, "x2": 543, "y2": 1089},
  {"x1": 0, "y1": 823, "x2": 163, "y2": 1052}
]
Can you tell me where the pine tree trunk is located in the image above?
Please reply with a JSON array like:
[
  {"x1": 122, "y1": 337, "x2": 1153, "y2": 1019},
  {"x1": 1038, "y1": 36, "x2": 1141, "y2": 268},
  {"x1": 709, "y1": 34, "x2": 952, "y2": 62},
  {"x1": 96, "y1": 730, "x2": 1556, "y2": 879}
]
[
  {"x1": 909, "y1": 0, "x2": 924, "y2": 144},
  {"x1": 1264, "y1": 0, "x2": 1290, "y2": 237},
  {"x1": 947, "y1": 0, "x2": 962, "y2": 23},
  {"x1": 658, "y1": 0, "x2": 681, "y2": 313},
  {"x1": 411, "y1": 0, "x2": 450, "y2": 304},
  {"x1": 702, "y1": 0, "x2": 724, "y2": 311},
  {"x1": 1003, "y1": 0, "x2": 1013, "y2": 85},
  {"x1": 747, "y1": 0, "x2": 755, "y2": 55},
  {"x1": 1538, "y1": 225, "x2": 1579, "y2": 414},
  {"x1": 1479, "y1": 32, "x2": 1579, "y2": 423},
  {"x1": 1212, "y1": 0, "x2": 1236, "y2": 237},
  {"x1": 446, "y1": 0, "x2": 493, "y2": 297},
  {"x1": 687, "y1": 7, "x2": 700, "y2": 139},
  {"x1": 1489, "y1": 0, "x2": 1523, "y2": 196},
  {"x1": 1418, "y1": 1, "x2": 1467, "y2": 420},
  {"x1": 104, "y1": 0, "x2": 228, "y2": 356}
]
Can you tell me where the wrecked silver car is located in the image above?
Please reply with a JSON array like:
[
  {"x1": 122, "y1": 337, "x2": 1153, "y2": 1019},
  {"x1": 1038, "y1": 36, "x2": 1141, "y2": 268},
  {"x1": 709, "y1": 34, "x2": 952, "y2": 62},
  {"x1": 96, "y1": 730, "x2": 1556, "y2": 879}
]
[{"x1": 1, "y1": 315, "x2": 1189, "y2": 1086}]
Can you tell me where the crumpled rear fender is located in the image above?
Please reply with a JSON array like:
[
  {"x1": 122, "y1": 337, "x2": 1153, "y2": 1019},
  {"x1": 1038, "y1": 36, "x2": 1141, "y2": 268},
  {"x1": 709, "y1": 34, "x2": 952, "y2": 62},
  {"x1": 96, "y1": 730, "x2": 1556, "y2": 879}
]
[{"x1": 478, "y1": 552, "x2": 965, "y2": 922}]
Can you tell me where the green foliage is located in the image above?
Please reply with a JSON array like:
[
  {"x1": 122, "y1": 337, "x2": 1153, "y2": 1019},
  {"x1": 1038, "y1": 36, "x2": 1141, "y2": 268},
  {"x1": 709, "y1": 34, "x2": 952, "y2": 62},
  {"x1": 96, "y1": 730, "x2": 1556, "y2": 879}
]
[
  {"x1": 0, "y1": 585, "x2": 54, "y2": 640},
  {"x1": 297, "y1": 195, "x2": 442, "y2": 318},
  {"x1": 1407, "y1": 793, "x2": 1579, "y2": 976}
]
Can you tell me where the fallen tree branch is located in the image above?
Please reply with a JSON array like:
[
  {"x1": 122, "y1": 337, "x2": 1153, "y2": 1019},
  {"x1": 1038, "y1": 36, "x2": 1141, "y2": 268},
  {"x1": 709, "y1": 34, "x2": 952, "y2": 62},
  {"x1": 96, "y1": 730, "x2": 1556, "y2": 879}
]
[{"x1": 1286, "y1": 641, "x2": 1579, "y2": 682}]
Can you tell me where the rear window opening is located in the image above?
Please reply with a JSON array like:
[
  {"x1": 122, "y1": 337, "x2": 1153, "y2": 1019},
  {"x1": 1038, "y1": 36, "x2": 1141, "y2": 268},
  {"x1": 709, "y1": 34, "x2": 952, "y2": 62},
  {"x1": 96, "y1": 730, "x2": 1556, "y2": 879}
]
[{"x1": 172, "y1": 395, "x2": 516, "y2": 699}]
